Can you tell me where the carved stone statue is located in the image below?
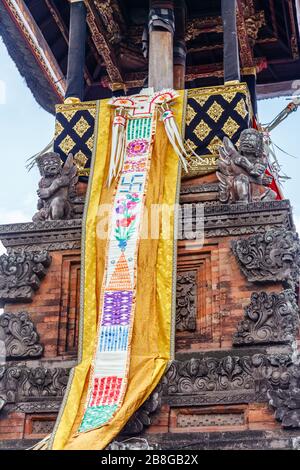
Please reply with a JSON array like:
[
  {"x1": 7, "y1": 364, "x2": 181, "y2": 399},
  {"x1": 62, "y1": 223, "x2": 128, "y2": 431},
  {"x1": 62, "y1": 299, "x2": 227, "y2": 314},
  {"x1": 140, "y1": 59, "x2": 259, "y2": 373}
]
[
  {"x1": 217, "y1": 129, "x2": 277, "y2": 203},
  {"x1": 33, "y1": 152, "x2": 78, "y2": 222}
]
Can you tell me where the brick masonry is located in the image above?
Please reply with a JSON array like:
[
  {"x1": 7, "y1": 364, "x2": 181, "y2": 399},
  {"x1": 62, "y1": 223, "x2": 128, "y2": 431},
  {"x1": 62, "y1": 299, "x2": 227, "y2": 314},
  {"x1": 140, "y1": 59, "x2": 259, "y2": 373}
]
[{"x1": 0, "y1": 174, "x2": 299, "y2": 449}]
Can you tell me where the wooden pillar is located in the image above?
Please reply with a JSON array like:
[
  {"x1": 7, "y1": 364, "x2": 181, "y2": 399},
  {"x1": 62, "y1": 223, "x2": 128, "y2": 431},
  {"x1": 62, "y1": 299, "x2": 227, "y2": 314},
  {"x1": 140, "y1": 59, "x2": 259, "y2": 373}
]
[
  {"x1": 65, "y1": 0, "x2": 87, "y2": 101},
  {"x1": 148, "y1": 1, "x2": 175, "y2": 91},
  {"x1": 221, "y1": 0, "x2": 240, "y2": 84},
  {"x1": 242, "y1": 67, "x2": 258, "y2": 116},
  {"x1": 173, "y1": 0, "x2": 187, "y2": 90}
]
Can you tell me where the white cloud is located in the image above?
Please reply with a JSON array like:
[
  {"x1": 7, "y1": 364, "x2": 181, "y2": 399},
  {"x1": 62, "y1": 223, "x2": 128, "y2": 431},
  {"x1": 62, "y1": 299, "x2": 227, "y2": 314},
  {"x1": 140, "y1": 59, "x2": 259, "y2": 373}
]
[
  {"x1": 0, "y1": 208, "x2": 31, "y2": 225},
  {"x1": 294, "y1": 215, "x2": 300, "y2": 235},
  {"x1": 0, "y1": 80, "x2": 6, "y2": 104}
]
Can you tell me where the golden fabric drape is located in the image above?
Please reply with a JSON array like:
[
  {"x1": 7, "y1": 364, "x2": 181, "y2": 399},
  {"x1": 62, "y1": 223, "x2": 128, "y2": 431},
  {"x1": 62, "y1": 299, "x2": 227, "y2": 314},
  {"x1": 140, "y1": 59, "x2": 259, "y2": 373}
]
[{"x1": 50, "y1": 92, "x2": 185, "y2": 450}]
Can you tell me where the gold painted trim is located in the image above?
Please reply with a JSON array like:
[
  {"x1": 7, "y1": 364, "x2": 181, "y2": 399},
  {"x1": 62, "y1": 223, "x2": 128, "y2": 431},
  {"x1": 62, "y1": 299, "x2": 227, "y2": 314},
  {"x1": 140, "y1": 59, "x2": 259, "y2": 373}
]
[{"x1": 56, "y1": 101, "x2": 97, "y2": 113}]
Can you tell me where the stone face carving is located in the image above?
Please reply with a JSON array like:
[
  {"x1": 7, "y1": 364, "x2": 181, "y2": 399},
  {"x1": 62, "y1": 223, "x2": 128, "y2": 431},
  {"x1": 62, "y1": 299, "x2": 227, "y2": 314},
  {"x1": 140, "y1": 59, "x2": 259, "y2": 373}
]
[
  {"x1": 121, "y1": 384, "x2": 163, "y2": 436},
  {"x1": 0, "y1": 250, "x2": 52, "y2": 304},
  {"x1": 164, "y1": 354, "x2": 292, "y2": 406},
  {"x1": 232, "y1": 229, "x2": 300, "y2": 286},
  {"x1": 233, "y1": 290, "x2": 300, "y2": 346},
  {"x1": 217, "y1": 129, "x2": 276, "y2": 203},
  {"x1": 33, "y1": 152, "x2": 78, "y2": 222},
  {"x1": 0, "y1": 365, "x2": 69, "y2": 405},
  {"x1": 0, "y1": 311, "x2": 43, "y2": 359},
  {"x1": 176, "y1": 271, "x2": 197, "y2": 332},
  {"x1": 268, "y1": 365, "x2": 300, "y2": 429}
]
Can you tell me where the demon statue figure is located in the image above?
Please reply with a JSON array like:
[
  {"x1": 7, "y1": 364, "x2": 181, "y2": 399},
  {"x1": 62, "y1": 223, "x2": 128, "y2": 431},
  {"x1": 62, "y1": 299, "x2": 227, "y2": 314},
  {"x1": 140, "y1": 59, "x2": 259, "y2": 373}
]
[
  {"x1": 217, "y1": 128, "x2": 277, "y2": 203},
  {"x1": 32, "y1": 152, "x2": 78, "y2": 221}
]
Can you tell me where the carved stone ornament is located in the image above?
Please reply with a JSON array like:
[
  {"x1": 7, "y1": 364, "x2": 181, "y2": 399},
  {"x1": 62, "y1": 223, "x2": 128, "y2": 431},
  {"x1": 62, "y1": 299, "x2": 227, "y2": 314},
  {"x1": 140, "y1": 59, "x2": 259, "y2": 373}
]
[
  {"x1": 121, "y1": 383, "x2": 163, "y2": 436},
  {"x1": 0, "y1": 249, "x2": 51, "y2": 304},
  {"x1": 33, "y1": 152, "x2": 78, "y2": 222},
  {"x1": 0, "y1": 312, "x2": 43, "y2": 359},
  {"x1": 164, "y1": 354, "x2": 292, "y2": 406},
  {"x1": 0, "y1": 365, "x2": 69, "y2": 405},
  {"x1": 233, "y1": 290, "x2": 300, "y2": 346},
  {"x1": 217, "y1": 129, "x2": 277, "y2": 204},
  {"x1": 176, "y1": 271, "x2": 197, "y2": 332},
  {"x1": 232, "y1": 229, "x2": 300, "y2": 286},
  {"x1": 108, "y1": 438, "x2": 161, "y2": 450},
  {"x1": 268, "y1": 365, "x2": 300, "y2": 429}
]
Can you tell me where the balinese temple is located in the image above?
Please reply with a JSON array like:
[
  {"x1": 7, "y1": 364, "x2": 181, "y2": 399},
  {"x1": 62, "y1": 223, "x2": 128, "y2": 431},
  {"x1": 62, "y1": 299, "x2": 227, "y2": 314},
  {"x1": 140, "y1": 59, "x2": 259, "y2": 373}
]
[{"x1": 0, "y1": 0, "x2": 300, "y2": 451}]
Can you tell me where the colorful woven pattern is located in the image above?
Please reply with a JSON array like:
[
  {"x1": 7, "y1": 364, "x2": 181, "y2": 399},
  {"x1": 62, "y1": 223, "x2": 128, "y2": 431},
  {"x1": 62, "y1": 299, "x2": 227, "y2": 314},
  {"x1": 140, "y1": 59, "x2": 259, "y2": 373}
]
[{"x1": 79, "y1": 94, "x2": 160, "y2": 433}]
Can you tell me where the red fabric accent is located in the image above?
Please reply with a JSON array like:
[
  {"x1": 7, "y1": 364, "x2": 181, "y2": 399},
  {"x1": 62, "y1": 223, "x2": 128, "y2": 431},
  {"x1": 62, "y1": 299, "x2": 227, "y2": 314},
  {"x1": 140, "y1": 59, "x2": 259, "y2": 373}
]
[{"x1": 265, "y1": 169, "x2": 283, "y2": 200}]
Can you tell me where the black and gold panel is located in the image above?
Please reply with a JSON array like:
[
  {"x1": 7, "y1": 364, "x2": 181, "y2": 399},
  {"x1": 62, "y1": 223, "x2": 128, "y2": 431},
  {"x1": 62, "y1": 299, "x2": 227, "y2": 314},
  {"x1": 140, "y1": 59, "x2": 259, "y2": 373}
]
[
  {"x1": 184, "y1": 83, "x2": 253, "y2": 178},
  {"x1": 53, "y1": 101, "x2": 97, "y2": 181}
]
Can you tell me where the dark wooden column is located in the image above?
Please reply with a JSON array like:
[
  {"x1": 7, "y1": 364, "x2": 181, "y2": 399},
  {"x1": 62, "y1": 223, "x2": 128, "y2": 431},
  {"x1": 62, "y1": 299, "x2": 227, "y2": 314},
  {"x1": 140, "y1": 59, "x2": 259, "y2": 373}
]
[
  {"x1": 148, "y1": 1, "x2": 175, "y2": 90},
  {"x1": 221, "y1": 0, "x2": 240, "y2": 84},
  {"x1": 242, "y1": 67, "x2": 258, "y2": 116},
  {"x1": 173, "y1": 0, "x2": 187, "y2": 90},
  {"x1": 65, "y1": 0, "x2": 87, "y2": 101}
]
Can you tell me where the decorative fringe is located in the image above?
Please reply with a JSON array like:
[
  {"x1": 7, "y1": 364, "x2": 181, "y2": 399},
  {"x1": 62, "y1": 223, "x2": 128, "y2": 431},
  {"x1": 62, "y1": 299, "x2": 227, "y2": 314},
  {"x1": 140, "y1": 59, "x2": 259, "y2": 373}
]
[
  {"x1": 106, "y1": 89, "x2": 207, "y2": 186},
  {"x1": 25, "y1": 139, "x2": 54, "y2": 172},
  {"x1": 159, "y1": 103, "x2": 204, "y2": 172},
  {"x1": 27, "y1": 434, "x2": 51, "y2": 450},
  {"x1": 107, "y1": 109, "x2": 127, "y2": 187}
]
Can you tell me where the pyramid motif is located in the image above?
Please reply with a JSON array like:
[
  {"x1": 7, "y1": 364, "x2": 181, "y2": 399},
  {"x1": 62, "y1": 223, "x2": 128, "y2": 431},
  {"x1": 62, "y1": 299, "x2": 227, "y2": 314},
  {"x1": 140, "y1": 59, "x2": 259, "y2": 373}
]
[{"x1": 107, "y1": 252, "x2": 132, "y2": 290}]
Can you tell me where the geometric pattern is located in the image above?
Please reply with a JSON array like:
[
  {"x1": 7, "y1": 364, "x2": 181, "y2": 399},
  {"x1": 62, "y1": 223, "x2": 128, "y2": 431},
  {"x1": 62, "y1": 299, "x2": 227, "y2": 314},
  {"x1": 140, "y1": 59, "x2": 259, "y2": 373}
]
[
  {"x1": 54, "y1": 101, "x2": 96, "y2": 181},
  {"x1": 101, "y1": 291, "x2": 133, "y2": 326},
  {"x1": 184, "y1": 83, "x2": 253, "y2": 177}
]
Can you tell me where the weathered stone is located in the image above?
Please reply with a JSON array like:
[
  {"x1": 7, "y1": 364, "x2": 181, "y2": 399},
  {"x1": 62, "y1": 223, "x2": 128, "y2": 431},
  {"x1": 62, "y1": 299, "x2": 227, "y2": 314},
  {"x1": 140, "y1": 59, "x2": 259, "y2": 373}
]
[
  {"x1": 0, "y1": 219, "x2": 82, "y2": 252},
  {"x1": 0, "y1": 311, "x2": 43, "y2": 359},
  {"x1": 33, "y1": 152, "x2": 78, "y2": 222},
  {"x1": 164, "y1": 354, "x2": 293, "y2": 406},
  {"x1": 217, "y1": 129, "x2": 276, "y2": 203},
  {"x1": 176, "y1": 271, "x2": 197, "y2": 332},
  {"x1": 0, "y1": 250, "x2": 52, "y2": 305},
  {"x1": 232, "y1": 229, "x2": 300, "y2": 286},
  {"x1": 108, "y1": 438, "x2": 161, "y2": 450},
  {"x1": 0, "y1": 365, "x2": 70, "y2": 405},
  {"x1": 268, "y1": 365, "x2": 300, "y2": 429},
  {"x1": 233, "y1": 290, "x2": 299, "y2": 346}
]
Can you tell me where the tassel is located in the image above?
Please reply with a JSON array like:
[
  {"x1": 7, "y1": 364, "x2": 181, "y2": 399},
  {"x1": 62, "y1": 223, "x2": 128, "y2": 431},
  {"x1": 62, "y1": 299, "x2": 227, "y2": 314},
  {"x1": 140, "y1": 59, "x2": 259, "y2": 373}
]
[
  {"x1": 107, "y1": 108, "x2": 127, "y2": 186},
  {"x1": 159, "y1": 103, "x2": 206, "y2": 172}
]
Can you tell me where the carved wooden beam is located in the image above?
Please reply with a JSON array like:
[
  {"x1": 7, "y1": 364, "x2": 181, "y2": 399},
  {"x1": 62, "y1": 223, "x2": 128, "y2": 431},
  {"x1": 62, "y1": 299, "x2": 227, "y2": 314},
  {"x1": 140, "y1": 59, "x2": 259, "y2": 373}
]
[
  {"x1": 287, "y1": 0, "x2": 299, "y2": 59},
  {"x1": 84, "y1": 0, "x2": 124, "y2": 87},
  {"x1": 112, "y1": 58, "x2": 267, "y2": 90},
  {"x1": 2, "y1": 0, "x2": 66, "y2": 99},
  {"x1": 236, "y1": 0, "x2": 254, "y2": 69}
]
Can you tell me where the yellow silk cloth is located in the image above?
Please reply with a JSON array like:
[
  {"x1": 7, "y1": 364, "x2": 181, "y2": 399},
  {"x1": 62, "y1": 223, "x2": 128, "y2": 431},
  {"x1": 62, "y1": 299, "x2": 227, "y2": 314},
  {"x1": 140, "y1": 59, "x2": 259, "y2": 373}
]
[{"x1": 50, "y1": 91, "x2": 185, "y2": 450}]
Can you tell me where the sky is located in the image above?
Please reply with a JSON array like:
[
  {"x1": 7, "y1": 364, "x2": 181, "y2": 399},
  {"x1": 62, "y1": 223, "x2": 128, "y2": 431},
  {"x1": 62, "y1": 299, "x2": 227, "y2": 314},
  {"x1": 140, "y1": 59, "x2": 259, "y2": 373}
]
[{"x1": 0, "y1": 37, "x2": 300, "y2": 253}]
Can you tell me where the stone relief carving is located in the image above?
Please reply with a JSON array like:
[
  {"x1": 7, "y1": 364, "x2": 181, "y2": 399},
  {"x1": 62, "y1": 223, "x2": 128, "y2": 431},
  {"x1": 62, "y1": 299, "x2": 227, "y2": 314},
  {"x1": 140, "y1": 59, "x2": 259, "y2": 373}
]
[
  {"x1": 233, "y1": 290, "x2": 300, "y2": 346},
  {"x1": 0, "y1": 250, "x2": 52, "y2": 304},
  {"x1": 232, "y1": 229, "x2": 300, "y2": 286},
  {"x1": 268, "y1": 364, "x2": 300, "y2": 429},
  {"x1": 0, "y1": 311, "x2": 43, "y2": 359},
  {"x1": 217, "y1": 129, "x2": 276, "y2": 203},
  {"x1": 33, "y1": 152, "x2": 78, "y2": 222},
  {"x1": 0, "y1": 366, "x2": 69, "y2": 407},
  {"x1": 108, "y1": 438, "x2": 161, "y2": 450},
  {"x1": 121, "y1": 383, "x2": 163, "y2": 436},
  {"x1": 164, "y1": 354, "x2": 292, "y2": 406},
  {"x1": 176, "y1": 271, "x2": 197, "y2": 332}
]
